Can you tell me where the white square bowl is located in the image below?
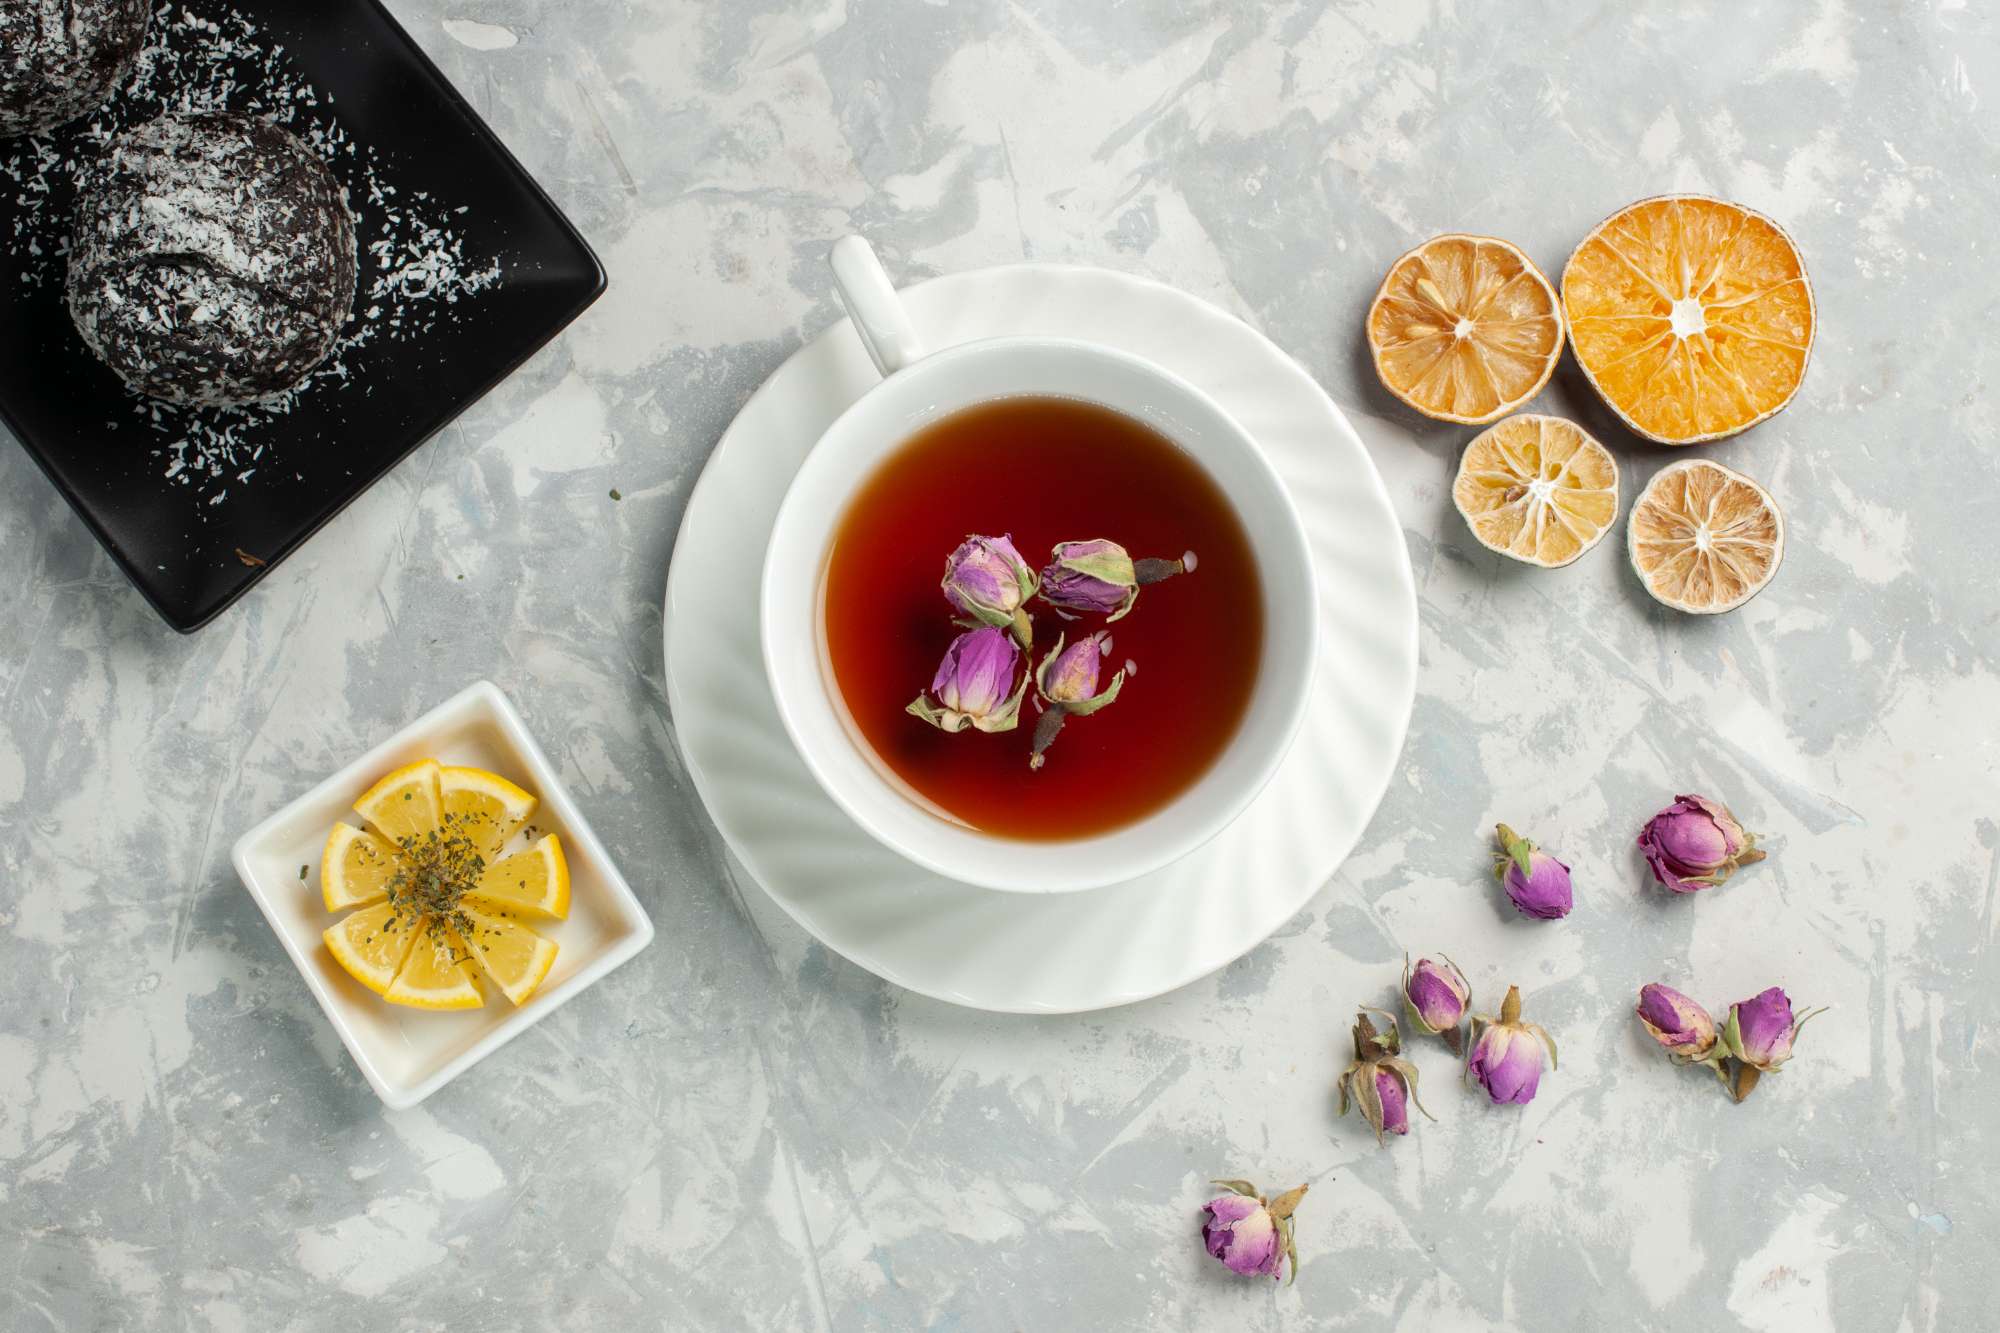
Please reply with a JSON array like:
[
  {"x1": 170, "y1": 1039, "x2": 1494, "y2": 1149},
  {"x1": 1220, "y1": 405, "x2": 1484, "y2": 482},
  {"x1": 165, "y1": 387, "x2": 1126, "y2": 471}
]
[{"x1": 231, "y1": 680, "x2": 654, "y2": 1109}]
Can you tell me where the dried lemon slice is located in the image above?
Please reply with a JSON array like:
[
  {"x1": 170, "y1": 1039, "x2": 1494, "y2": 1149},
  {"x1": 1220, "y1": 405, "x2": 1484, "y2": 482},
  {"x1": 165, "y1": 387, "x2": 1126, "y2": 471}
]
[
  {"x1": 1628, "y1": 459, "x2": 1785, "y2": 613},
  {"x1": 1453, "y1": 415, "x2": 1619, "y2": 567},
  {"x1": 1367, "y1": 235, "x2": 1564, "y2": 425},
  {"x1": 1564, "y1": 195, "x2": 1813, "y2": 443}
]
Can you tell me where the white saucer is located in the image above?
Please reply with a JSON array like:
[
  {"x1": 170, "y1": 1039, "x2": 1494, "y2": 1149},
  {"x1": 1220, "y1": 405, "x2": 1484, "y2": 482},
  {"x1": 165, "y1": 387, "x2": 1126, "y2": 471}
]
[{"x1": 662, "y1": 264, "x2": 1416, "y2": 1013}]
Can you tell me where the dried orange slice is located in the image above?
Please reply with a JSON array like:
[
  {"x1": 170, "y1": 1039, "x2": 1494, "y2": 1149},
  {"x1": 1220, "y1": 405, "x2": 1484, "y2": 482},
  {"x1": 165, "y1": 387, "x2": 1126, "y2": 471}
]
[
  {"x1": 1367, "y1": 235, "x2": 1564, "y2": 425},
  {"x1": 1628, "y1": 459, "x2": 1785, "y2": 613},
  {"x1": 1453, "y1": 415, "x2": 1619, "y2": 567},
  {"x1": 1563, "y1": 196, "x2": 1813, "y2": 443}
]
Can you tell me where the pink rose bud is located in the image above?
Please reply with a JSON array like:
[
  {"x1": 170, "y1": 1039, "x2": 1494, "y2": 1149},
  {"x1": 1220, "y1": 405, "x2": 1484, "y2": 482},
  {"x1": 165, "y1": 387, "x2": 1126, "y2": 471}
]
[
  {"x1": 1466, "y1": 985, "x2": 1559, "y2": 1106},
  {"x1": 1636, "y1": 983, "x2": 1718, "y2": 1060},
  {"x1": 1337, "y1": 1010, "x2": 1432, "y2": 1145},
  {"x1": 1402, "y1": 954, "x2": 1471, "y2": 1054},
  {"x1": 1040, "y1": 538, "x2": 1139, "y2": 619},
  {"x1": 1494, "y1": 824, "x2": 1573, "y2": 920},
  {"x1": 1720, "y1": 986, "x2": 1826, "y2": 1103},
  {"x1": 1201, "y1": 1179, "x2": 1307, "y2": 1283},
  {"x1": 1039, "y1": 539, "x2": 1193, "y2": 622},
  {"x1": 941, "y1": 534, "x2": 1038, "y2": 645},
  {"x1": 1374, "y1": 1069, "x2": 1409, "y2": 1135},
  {"x1": 1637, "y1": 794, "x2": 1767, "y2": 893},
  {"x1": 1027, "y1": 632, "x2": 1126, "y2": 770},
  {"x1": 906, "y1": 626, "x2": 1026, "y2": 734}
]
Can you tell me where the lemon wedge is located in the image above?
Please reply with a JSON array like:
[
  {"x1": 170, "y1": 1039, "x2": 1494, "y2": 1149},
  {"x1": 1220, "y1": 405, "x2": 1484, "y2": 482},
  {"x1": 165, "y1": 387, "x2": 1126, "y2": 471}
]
[
  {"x1": 323, "y1": 902, "x2": 421, "y2": 997},
  {"x1": 470, "y1": 833, "x2": 570, "y2": 919},
  {"x1": 353, "y1": 758, "x2": 442, "y2": 848},
  {"x1": 384, "y1": 925, "x2": 485, "y2": 1010},
  {"x1": 439, "y1": 764, "x2": 537, "y2": 859},
  {"x1": 456, "y1": 902, "x2": 560, "y2": 1005},
  {"x1": 320, "y1": 822, "x2": 404, "y2": 912}
]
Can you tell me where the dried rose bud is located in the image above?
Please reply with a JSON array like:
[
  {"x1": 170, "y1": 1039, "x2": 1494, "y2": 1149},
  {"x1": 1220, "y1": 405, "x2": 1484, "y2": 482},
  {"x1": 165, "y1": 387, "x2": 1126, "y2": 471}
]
[
  {"x1": 1201, "y1": 1179, "x2": 1307, "y2": 1283},
  {"x1": 1720, "y1": 986, "x2": 1826, "y2": 1102},
  {"x1": 1466, "y1": 985, "x2": 1558, "y2": 1106},
  {"x1": 1336, "y1": 1010, "x2": 1432, "y2": 1145},
  {"x1": 1039, "y1": 539, "x2": 1192, "y2": 622},
  {"x1": 1637, "y1": 794, "x2": 1767, "y2": 894},
  {"x1": 906, "y1": 626, "x2": 1027, "y2": 734},
  {"x1": 1027, "y1": 632, "x2": 1126, "y2": 770},
  {"x1": 1494, "y1": 824, "x2": 1573, "y2": 920},
  {"x1": 1635, "y1": 983, "x2": 1718, "y2": 1061},
  {"x1": 1402, "y1": 954, "x2": 1471, "y2": 1055},
  {"x1": 1373, "y1": 1068, "x2": 1409, "y2": 1135},
  {"x1": 941, "y1": 534, "x2": 1037, "y2": 645}
]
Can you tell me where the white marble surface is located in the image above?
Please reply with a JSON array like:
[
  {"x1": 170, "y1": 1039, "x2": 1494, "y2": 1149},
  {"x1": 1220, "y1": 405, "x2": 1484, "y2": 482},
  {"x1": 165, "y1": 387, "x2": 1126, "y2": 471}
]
[{"x1": 2, "y1": 1, "x2": 1992, "y2": 1328}]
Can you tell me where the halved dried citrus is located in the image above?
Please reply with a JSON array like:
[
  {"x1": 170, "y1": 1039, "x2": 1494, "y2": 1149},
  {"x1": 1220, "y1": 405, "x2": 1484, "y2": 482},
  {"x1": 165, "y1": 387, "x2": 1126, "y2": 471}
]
[
  {"x1": 439, "y1": 764, "x2": 536, "y2": 859},
  {"x1": 1628, "y1": 459, "x2": 1785, "y2": 613},
  {"x1": 353, "y1": 758, "x2": 442, "y2": 847},
  {"x1": 323, "y1": 901, "x2": 421, "y2": 997},
  {"x1": 470, "y1": 833, "x2": 570, "y2": 919},
  {"x1": 384, "y1": 926, "x2": 485, "y2": 1010},
  {"x1": 1564, "y1": 196, "x2": 1813, "y2": 443},
  {"x1": 1367, "y1": 235, "x2": 1564, "y2": 425},
  {"x1": 1453, "y1": 415, "x2": 1619, "y2": 567},
  {"x1": 456, "y1": 902, "x2": 560, "y2": 1006},
  {"x1": 321, "y1": 822, "x2": 402, "y2": 912}
]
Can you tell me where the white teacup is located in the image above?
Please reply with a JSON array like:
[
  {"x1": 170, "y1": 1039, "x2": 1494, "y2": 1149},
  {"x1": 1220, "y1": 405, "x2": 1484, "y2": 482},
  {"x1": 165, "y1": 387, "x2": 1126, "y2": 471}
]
[{"x1": 760, "y1": 237, "x2": 1318, "y2": 894}]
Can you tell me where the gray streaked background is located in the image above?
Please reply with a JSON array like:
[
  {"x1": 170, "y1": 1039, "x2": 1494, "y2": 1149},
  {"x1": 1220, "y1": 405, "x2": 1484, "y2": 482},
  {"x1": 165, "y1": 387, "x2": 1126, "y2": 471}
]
[{"x1": 2, "y1": 2, "x2": 1990, "y2": 1328}]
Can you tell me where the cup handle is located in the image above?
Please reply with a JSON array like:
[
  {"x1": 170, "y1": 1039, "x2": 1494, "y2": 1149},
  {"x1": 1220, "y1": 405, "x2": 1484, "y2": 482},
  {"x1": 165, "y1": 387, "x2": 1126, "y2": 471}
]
[{"x1": 829, "y1": 235, "x2": 924, "y2": 378}]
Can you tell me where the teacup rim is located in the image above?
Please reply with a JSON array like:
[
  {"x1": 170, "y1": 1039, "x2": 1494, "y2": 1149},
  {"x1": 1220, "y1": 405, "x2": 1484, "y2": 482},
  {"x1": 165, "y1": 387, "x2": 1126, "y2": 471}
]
[{"x1": 759, "y1": 334, "x2": 1319, "y2": 894}]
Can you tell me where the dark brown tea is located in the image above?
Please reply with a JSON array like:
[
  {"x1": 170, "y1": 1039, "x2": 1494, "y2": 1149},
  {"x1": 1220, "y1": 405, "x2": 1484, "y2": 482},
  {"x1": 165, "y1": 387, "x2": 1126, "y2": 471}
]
[{"x1": 822, "y1": 396, "x2": 1263, "y2": 840}]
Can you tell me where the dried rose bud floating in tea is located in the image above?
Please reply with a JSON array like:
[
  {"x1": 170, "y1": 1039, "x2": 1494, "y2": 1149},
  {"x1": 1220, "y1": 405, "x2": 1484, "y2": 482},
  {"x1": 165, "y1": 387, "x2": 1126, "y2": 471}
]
[{"x1": 822, "y1": 397, "x2": 1262, "y2": 840}]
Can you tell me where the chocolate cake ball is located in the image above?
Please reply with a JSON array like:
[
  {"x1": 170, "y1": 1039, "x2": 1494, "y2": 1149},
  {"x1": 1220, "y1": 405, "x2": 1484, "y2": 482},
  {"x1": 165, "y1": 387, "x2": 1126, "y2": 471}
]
[
  {"x1": 0, "y1": 0, "x2": 150, "y2": 139},
  {"x1": 66, "y1": 112, "x2": 358, "y2": 407}
]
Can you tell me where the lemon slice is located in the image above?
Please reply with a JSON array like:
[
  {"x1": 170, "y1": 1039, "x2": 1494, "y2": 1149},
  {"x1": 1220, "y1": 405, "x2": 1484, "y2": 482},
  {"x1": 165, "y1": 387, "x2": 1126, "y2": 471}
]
[
  {"x1": 439, "y1": 765, "x2": 537, "y2": 859},
  {"x1": 1564, "y1": 195, "x2": 1814, "y2": 443},
  {"x1": 1452, "y1": 415, "x2": 1620, "y2": 568},
  {"x1": 384, "y1": 924, "x2": 486, "y2": 1010},
  {"x1": 1367, "y1": 234, "x2": 1564, "y2": 425},
  {"x1": 455, "y1": 902, "x2": 560, "y2": 1006},
  {"x1": 320, "y1": 822, "x2": 404, "y2": 912},
  {"x1": 353, "y1": 758, "x2": 442, "y2": 849},
  {"x1": 324, "y1": 902, "x2": 422, "y2": 997},
  {"x1": 469, "y1": 833, "x2": 570, "y2": 919},
  {"x1": 1628, "y1": 459, "x2": 1785, "y2": 613}
]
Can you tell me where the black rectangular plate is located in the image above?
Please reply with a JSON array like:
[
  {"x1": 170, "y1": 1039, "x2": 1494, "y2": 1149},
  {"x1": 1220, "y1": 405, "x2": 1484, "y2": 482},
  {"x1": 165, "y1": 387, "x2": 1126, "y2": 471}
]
[{"x1": 0, "y1": 0, "x2": 604, "y2": 632}]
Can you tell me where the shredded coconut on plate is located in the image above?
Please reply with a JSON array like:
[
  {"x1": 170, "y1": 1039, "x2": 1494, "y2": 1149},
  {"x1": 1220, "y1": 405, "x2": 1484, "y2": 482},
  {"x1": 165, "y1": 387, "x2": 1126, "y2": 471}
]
[{"x1": 0, "y1": 3, "x2": 504, "y2": 505}]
